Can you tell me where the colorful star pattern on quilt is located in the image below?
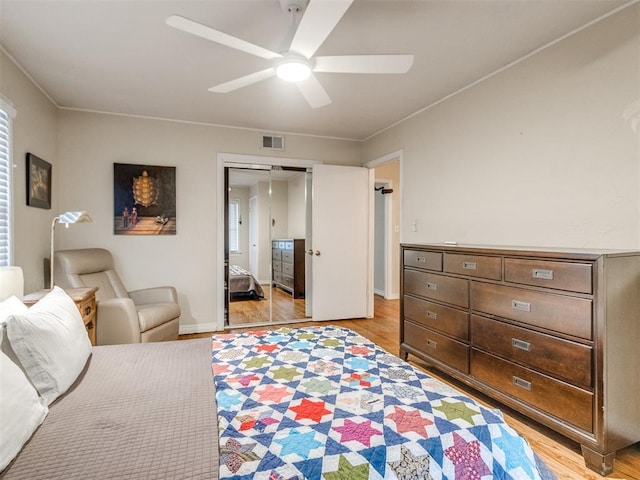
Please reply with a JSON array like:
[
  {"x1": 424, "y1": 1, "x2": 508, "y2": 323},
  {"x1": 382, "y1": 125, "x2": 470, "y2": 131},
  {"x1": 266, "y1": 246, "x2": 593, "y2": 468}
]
[
  {"x1": 211, "y1": 326, "x2": 551, "y2": 480},
  {"x1": 435, "y1": 400, "x2": 480, "y2": 425},
  {"x1": 220, "y1": 438, "x2": 260, "y2": 474},
  {"x1": 324, "y1": 454, "x2": 370, "y2": 480},
  {"x1": 385, "y1": 406, "x2": 433, "y2": 437},
  {"x1": 273, "y1": 428, "x2": 324, "y2": 460},
  {"x1": 332, "y1": 419, "x2": 382, "y2": 447},
  {"x1": 254, "y1": 384, "x2": 292, "y2": 404},
  {"x1": 388, "y1": 445, "x2": 433, "y2": 480},
  {"x1": 444, "y1": 432, "x2": 491, "y2": 479},
  {"x1": 289, "y1": 398, "x2": 332, "y2": 423}
]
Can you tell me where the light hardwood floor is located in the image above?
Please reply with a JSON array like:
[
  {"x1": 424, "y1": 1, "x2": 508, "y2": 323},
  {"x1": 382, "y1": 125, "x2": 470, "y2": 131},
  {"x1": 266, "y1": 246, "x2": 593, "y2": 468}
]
[{"x1": 182, "y1": 295, "x2": 640, "y2": 479}]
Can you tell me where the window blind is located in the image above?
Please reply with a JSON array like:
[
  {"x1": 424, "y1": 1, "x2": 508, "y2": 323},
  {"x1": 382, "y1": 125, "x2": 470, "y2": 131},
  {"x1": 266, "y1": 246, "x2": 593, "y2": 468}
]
[
  {"x1": 0, "y1": 107, "x2": 12, "y2": 266},
  {"x1": 228, "y1": 200, "x2": 239, "y2": 253}
]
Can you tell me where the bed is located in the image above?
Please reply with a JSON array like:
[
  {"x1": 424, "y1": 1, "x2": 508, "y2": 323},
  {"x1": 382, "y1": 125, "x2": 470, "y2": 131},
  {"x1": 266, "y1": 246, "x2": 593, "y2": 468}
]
[
  {"x1": 1, "y1": 288, "x2": 557, "y2": 480},
  {"x1": 229, "y1": 265, "x2": 265, "y2": 301}
]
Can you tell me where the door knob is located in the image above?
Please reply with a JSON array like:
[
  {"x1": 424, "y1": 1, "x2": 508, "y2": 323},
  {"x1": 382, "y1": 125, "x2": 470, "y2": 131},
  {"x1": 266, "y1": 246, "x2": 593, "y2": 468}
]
[
  {"x1": 307, "y1": 249, "x2": 314, "y2": 255},
  {"x1": 314, "y1": 250, "x2": 321, "y2": 256}
]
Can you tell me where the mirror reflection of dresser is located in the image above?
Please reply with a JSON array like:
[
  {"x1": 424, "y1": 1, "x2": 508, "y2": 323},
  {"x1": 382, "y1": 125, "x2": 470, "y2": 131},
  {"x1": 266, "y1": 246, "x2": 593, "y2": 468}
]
[{"x1": 272, "y1": 238, "x2": 305, "y2": 298}]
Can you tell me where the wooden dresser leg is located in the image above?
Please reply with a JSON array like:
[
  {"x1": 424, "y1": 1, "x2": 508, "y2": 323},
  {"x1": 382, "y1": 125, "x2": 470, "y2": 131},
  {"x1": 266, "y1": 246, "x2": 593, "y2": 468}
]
[
  {"x1": 580, "y1": 445, "x2": 615, "y2": 475},
  {"x1": 399, "y1": 348, "x2": 409, "y2": 360}
]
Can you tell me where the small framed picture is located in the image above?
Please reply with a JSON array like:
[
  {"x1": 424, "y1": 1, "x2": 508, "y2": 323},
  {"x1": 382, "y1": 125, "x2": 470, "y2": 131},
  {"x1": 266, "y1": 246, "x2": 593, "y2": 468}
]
[{"x1": 26, "y1": 152, "x2": 52, "y2": 209}]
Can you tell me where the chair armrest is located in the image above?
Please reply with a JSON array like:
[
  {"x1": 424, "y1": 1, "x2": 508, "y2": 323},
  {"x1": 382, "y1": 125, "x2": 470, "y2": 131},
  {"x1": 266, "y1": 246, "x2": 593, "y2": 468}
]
[
  {"x1": 96, "y1": 297, "x2": 141, "y2": 345},
  {"x1": 128, "y1": 286, "x2": 178, "y2": 305}
]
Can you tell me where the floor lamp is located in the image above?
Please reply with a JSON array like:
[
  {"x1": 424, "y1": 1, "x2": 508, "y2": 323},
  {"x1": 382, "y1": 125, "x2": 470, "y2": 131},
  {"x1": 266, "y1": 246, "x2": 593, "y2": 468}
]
[{"x1": 50, "y1": 211, "x2": 94, "y2": 289}]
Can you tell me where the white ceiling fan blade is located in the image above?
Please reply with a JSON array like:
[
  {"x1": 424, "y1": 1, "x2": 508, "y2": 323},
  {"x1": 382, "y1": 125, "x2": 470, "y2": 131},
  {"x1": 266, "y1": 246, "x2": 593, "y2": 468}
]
[
  {"x1": 166, "y1": 15, "x2": 281, "y2": 60},
  {"x1": 289, "y1": 0, "x2": 353, "y2": 59},
  {"x1": 313, "y1": 55, "x2": 414, "y2": 74},
  {"x1": 296, "y1": 74, "x2": 332, "y2": 108},
  {"x1": 209, "y1": 68, "x2": 276, "y2": 93}
]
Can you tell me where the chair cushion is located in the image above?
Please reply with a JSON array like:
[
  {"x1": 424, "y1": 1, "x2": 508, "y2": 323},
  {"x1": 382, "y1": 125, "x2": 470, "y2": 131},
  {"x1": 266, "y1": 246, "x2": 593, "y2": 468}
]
[{"x1": 136, "y1": 302, "x2": 181, "y2": 332}]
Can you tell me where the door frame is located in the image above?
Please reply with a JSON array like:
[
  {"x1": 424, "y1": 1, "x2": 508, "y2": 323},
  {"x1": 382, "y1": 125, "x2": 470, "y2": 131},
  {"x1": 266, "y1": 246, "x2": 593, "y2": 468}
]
[
  {"x1": 364, "y1": 149, "x2": 403, "y2": 300},
  {"x1": 216, "y1": 152, "x2": 320, "y2": 331}
]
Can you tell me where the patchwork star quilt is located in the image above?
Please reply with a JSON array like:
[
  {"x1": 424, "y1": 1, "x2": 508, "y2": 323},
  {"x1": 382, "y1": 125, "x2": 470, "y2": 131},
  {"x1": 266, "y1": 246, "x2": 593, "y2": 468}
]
[{"x1": 211, "y1": 326, "x2": 555, "y2": 480}]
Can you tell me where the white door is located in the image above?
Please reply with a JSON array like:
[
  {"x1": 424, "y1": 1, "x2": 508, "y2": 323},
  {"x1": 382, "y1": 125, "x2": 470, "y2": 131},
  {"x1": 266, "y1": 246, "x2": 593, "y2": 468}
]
[
  {"x1": 249, "y1": 196, "x2": 258, "y2": 277},
  {"x1": 310, "y1": 164, "x2": 373, "y2": 320}
]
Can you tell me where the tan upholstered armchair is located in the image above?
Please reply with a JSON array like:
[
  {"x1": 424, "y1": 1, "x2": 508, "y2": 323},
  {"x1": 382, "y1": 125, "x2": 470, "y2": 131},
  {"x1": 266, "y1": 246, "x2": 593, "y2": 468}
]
[{"x1": 54, "y1": 248, "x2": 180, "y2": 345}]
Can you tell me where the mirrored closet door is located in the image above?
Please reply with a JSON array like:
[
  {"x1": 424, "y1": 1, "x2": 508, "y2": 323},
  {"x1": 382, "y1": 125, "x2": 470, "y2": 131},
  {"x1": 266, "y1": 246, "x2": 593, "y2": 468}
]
[{"x1": 225, "y1": 166, "x2": 308, "y2": 327}]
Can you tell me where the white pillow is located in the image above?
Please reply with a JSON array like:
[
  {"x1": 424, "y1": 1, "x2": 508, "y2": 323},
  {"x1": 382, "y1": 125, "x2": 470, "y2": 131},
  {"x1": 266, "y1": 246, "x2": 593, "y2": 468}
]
[
  {"x1": 6, "y1": 286, "x2": 92, "y2": 405},
  {"x1": 0, "y1": 295, "x2": 28, "y2": 324},
  {"x1": 0, "y1": 296, "x2": 29, "y2": 368},
  {"x1": 0, "y1": 330, "x2": 48, "y2": 472}
]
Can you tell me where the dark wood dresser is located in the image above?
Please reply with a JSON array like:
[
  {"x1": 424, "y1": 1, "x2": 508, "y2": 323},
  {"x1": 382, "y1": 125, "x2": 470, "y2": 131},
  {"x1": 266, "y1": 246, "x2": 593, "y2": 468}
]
[
  {"x1": 272, "y1": 238, "x2": 305, "y2": 298},
  {"x1": 400, "y1": 243, "x2": 640, "y2": 475}
]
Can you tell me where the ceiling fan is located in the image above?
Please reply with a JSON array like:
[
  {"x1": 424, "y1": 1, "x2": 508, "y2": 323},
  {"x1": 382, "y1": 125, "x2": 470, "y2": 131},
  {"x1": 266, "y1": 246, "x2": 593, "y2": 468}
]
[{"x1": 166, "y1": 0, "x2": 414, "y2": 108}]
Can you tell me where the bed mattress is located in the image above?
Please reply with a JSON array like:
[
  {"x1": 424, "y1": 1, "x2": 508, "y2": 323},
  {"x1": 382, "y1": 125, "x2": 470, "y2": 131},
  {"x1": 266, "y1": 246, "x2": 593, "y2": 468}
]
[{"x1": 0, "y1": 338, "x2": 219, "y2": 480}]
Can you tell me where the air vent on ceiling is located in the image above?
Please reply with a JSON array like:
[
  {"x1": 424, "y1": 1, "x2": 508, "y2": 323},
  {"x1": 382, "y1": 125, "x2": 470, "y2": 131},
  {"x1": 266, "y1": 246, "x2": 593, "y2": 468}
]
[{"x1": 262, "y1": 134, "x2": 284, "y2": 151}]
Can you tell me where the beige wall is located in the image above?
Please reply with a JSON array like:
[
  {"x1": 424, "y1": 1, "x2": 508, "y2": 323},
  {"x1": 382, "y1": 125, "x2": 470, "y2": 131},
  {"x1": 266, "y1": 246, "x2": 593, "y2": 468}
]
[
  {"x1": 56, "y1": 110, "x2": 361, "y2": 330},
  {"x1": 0, "y1": 51, "x2": 59, "y2": 293},
  {"x1": 363, "y1": 6, "x2": 640, "y2": 250},
  {"x1": 288, "y1": 172, "x2": 307, "y2": 239}
]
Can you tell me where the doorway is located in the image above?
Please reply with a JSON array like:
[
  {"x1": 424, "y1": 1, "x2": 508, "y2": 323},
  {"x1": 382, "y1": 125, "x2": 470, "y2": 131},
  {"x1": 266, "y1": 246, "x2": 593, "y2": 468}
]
[{"x1": 366, "y1": 151, "x2": 402, "y2": 301}]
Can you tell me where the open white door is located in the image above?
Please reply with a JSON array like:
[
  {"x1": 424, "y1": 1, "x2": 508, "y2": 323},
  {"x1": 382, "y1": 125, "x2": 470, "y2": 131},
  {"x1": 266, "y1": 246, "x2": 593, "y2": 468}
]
[{"x1": 311, "y1": 164, "x2": 373, "y2": 321}]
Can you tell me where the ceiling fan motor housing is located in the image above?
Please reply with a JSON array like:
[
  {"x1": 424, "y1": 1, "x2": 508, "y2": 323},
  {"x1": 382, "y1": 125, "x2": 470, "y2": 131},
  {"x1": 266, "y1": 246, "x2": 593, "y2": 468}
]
[{"x1": 280, "y1": 0, "x2": 309, "y2": 14}]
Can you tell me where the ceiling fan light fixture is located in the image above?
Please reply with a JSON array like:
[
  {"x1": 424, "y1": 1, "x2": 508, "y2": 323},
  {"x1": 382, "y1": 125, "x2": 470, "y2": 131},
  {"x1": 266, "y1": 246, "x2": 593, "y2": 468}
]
[{"x1": 276, "y1": 59, "x2": 311, "y2": 82}]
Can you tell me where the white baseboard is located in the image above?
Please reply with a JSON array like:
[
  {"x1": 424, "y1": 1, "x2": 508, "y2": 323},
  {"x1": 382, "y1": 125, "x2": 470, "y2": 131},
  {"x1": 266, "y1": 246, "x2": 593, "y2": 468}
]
[
  {"x1": 179, "y1": 322, "x2": 220, "y2": 335},
  {"x1": 373, "y1": 289, "x2": 400, "y2": 300}
]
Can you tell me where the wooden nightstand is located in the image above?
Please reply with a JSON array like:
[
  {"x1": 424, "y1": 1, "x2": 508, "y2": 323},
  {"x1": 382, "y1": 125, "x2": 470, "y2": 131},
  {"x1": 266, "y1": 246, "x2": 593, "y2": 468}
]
[{"x1": 22, "y1": 287, "x2": 99, "y2": 346}]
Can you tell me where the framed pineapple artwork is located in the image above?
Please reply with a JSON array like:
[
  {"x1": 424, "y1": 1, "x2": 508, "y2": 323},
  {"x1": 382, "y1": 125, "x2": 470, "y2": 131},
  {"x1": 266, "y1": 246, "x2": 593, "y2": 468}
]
[{"x1": 113, "y1": 163, "x2": 176, "y2": 235}]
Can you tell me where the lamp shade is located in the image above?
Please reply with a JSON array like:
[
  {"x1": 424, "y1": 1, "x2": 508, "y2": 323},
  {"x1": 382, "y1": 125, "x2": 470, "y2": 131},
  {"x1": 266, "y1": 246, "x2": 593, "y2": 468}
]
[{"x1": 57, "y1": 211, "x2": 94, "y2": 225}]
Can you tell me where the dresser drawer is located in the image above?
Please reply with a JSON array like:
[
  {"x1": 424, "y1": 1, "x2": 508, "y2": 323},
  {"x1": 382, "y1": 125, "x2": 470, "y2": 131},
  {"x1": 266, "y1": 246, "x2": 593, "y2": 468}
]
[
  {"x1": 285, "y1": 241, "x2": 294, "y2": 250},
  {"x1": 273, "y1": 271, "x2": 283, "y2": 283},
  {"x1": 272, "y1": 260, "x2": 282, "y2": 272},
  {"x1": 444, "y1": 253, "x2": 502, "y2": 281},
  {"x1": 472, "y1": 350, "x2": 593, "y2": 432},
  {"x1": 272, "y1": 241, "x2": 279, "y2": 249},
  {"x1": 281, "y1": 274, "x2": 294, "y2": 288},
  {"x1": 404, "y1": 295, "x2": 469, "y2": 340},
  {"x1": 282, "y1": 262, "x2": 294, "y2": 276},
  {"x1": 404, "y1": 321, "x2": 469, "y2": 373},
  {"x1": 471, "y1": 315, "x2": 592, "y2": 389},
  {"x1": 404, "y1": 270, "x2": 469, "y2": 308},
  {"x1": 404, "y1": 250, "x2": 442, "y2": 271},
  {"x1": 272, "y1": 249, "x2": 282, "y2": 260},
  {"x1": 471, "y1": 282, "x2": 592, "y2": 340},
  {"x1": 505, "y1": 258, "x2": 592, "y2": 294},
  {"x1": 282, "y1": 251, "x2": 294, "y2": 263}
]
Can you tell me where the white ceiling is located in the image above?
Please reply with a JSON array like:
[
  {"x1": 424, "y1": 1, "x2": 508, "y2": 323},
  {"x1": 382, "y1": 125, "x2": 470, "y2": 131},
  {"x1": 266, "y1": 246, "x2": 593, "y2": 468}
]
[{"x1": 0, "y1": 0, "x2": 632, "y2": 140}]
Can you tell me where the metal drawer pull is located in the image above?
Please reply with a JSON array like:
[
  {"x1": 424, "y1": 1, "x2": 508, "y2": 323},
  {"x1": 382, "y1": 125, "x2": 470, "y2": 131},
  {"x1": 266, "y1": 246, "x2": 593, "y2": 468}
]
[
  {"x1": 463, "y1": 261, "x2": 477, "y2": 270},
  {"x1": 512, "y1": 300, "x2": 531, "y2": 312},
  {"x1": 426, "y1": 282, "x2": 438, "y2": 291},
  {"x1": 426, "y1": 339, "x2": 437, "y2": 349},
  {"x1": 512, "y1": 338, "x2": 531, "y2": 351},
  {"x1": 416, "y1": 256, "x2": 426, "y2": 263},
  {"x1": 426, "y1": 310, "x2": 438, "y2": 320},
  {"x1": 513, "y1": 376, "x2": 532, "y2": 391},
  {"x1": 532, "y1": 269, "x2": 554, "y2": 280}
]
